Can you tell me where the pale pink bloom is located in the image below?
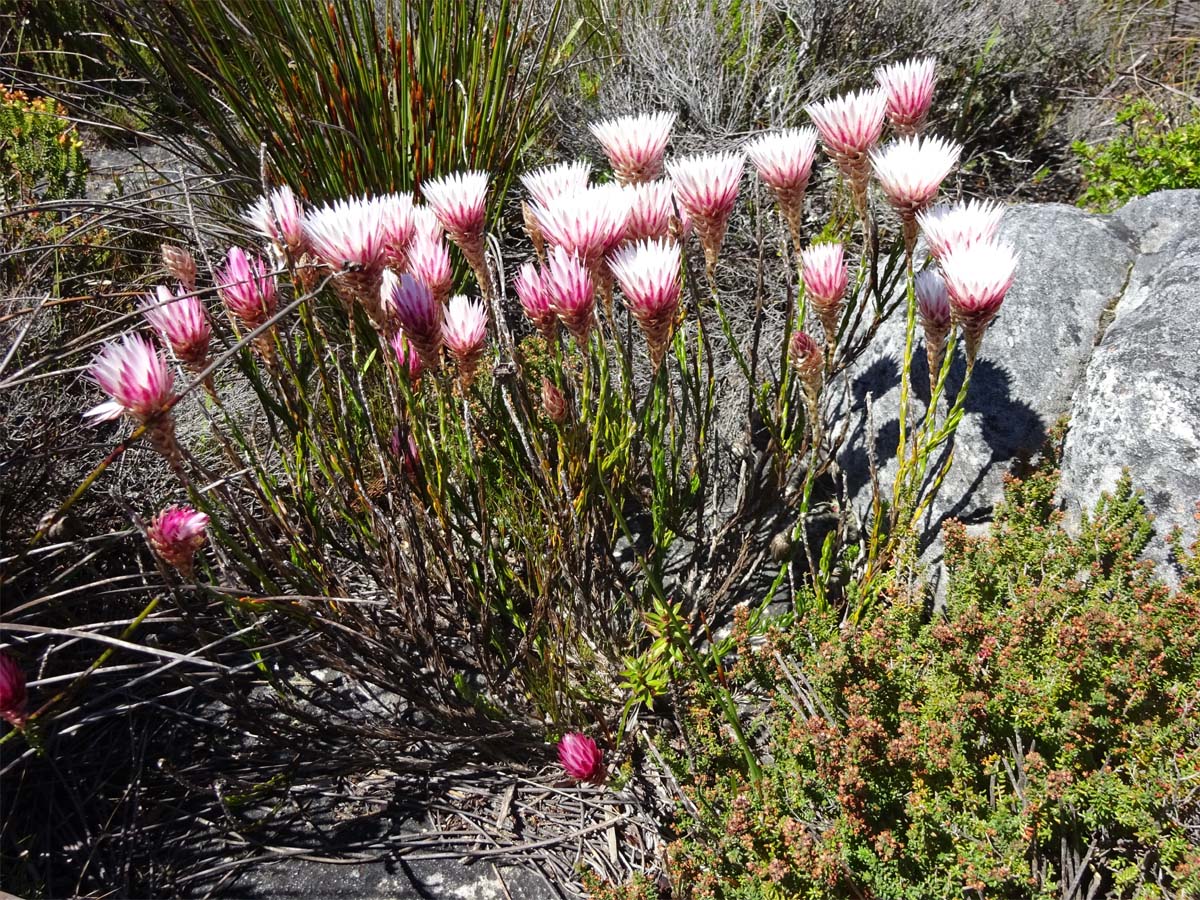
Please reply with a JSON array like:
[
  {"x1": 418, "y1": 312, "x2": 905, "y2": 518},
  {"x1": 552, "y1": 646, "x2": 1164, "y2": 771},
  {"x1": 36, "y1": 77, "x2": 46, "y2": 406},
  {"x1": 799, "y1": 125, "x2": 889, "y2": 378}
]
[
  {"x1": 917, "y1": 199, "x2": 1006, "y2": 260},
  {"x1": 590, "y1": 111, "x2": 676, "y2": 184},
  {"x1": 422, "y1": 172, "x2": 490, "y2": 290},
  {"x1": 875, "y1": 57, "x2": 937, "y2": 135},
  {"x1": 940, "y1": 240, "x2": 1019, "y2": 363},
  {"x1": 147, "y1": 505, "x2": 209, "y2": 577},
  {"x1": 86, "y1": 333, "x2": 176, "y2": 425},
  {"x1": 541, "y1": 377, "x2": 568, "y2": 424},
  {"x1": 521, "y1": 160, "x2": 592, "y2": 208},
  {"x1": 513, "y1": 261, "x2": 557, "y2": 339},
  {"x1": 529, "y1": 185, "x2": 630, "y2": 270},
  {"x1": 217, "y1": 246, "x2": 278, "y2": 328},
  {"x1": 746, "y1": 127, "x2": 818, "y2": 243},
  {"x1": 915, "y1": 267, "x2": 952, "y2": 393},
  {"x1": 246, "y1": 185, "x2": 306, "y2": 256},
  {"x1": 390, "y1": 328, "x2": 424, "y2": 382},
  {"x1": 442, "y1": 294, "x2": 489, "y2": 385},
  {"x1": 161, "y1": 244, "x2": 196, "y2": 291},
  {"x1": 870, "y1": 136, "x2": 961, "y2": 243},
  {"x1": 806, "y1": 89, "x2": 888, "y2": 166},
  {"x1": 623, "y1": 180, "x2": 674, "y2": 243},
  {"x1": 801, "y1": 242, "x2": 849, "y2": 346},
  {"x1": 0, "y1": 653, "x2": 28, "y2": 728},
  {"x1": 412, "y1": 205, "x2": 443, "y2": 242},
  {"x1": 557, "y1": 732, "x2": 604, "y2": 781},
  {"x1": 141, "y1": 284, "x2": 211, "y2": 370},
  {"x1": 407, "y1": 234, "x2": 453, "y2": 305},
  {"x1": 383, "y1": 271, "x2": 443, "y2": 369},
  {"x1": 543, "y1": 246, "x2": 596, "y2": 343},
  {"x1": 667, "y1": 151, "x2": 744, "y2": 275},
  {"x1": 376, "y1": 193, "x2": 416, "y2": 269},
  {"x1": 608, "y1": 238, "x2": 681, "y2": 367},
  {"x1": 303, "y1": 197, "x2": 387, "y2": 277}
]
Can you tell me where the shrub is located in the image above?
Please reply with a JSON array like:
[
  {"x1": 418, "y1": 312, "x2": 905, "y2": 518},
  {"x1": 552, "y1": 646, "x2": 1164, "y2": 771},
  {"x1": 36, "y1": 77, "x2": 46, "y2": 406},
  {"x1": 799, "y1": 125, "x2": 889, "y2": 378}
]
[
  {"x1": 1074, "y1": 99, "x2": 1200, "y2": 211},
  {"x1": 0, "y1": 88, "x2": 87, "y2": 207},
  {"x1": 661, "y1": 448, "x2": 1200, "y2": 899}
]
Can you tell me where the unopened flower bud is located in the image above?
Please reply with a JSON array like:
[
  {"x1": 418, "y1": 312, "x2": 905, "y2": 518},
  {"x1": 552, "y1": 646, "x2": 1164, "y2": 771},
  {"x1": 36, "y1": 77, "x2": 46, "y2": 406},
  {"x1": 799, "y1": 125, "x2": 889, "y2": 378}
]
[
  {"x1": 162, "y1": 243, "x2": 196, "y2": 291},
  {"x1": 541, "y1": 377, "x2": 568, "y2": 425}
]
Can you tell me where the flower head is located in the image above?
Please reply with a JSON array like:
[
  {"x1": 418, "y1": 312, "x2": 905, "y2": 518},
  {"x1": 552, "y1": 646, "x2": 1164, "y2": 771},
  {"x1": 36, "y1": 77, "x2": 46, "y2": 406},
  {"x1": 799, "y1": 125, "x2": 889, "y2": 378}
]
[
  {"x1": 142, "y1": 284, "x2": 211, "y2": 369},
  {"x1": 917, "y1": 199, "x2": 1006, "y2": 260},
  {"x1": 875, "y1": 57, "x2": 937, "y2": 135},
  {"x1": 870, "y1": 135, "x2": 961, "y2": 230},
  {"x1": 0, "y1": 653, "x2": 28, "y2": 728},
  {"x1": 557, "y1": 732, "x2": 604, "y2": 782},
  {"x1": 147, "y1": 505, "x2": 209, "y2": 577},
  {"x1": 303, "y1": 197, "x2": 387, "y2": 278},
  {"x1": 746, "y1": 128, "x2": 818, "y2": 214},
  {"x1": 376, "y1": 193, "x2": 416, "y2": 269},
  {"x1": 789, "y1": 330, "x2": 824, "y2": 387},
  {"x1": 423, "y1": 170, "x2": 488, "y2": 245},
  {"x1": 667, "y1": 151, "x2": 744, "y2": 275},
  {"x1": 590, "y1": 111, "x2": 676, "y2": 184},
  {"x1": 940, "y1": 240, "x2": 1019, "y2": 363},
  {"x1": 543, "y1": 246, "x2": 596, "y2": 344},
  {"x1": 530, "y1": 185, "x2": 630, "y2": 270},
  {"x1": 86, "y1": 333, "x2": 176, "y2": 425},
  {"x1": 806, "y1": 89, "x2": 888, "y2": 198},
  {"x1": 442, "y1": 294, "x2": 489, "y2": 385},
  {"x1": 161, "y1": 243, "x2": 196, "y2": 291},
  {"x1": 217, "y1": 246, "x2": 278, "y2": 327},
  {"x1": 246, "y1": 185, "x2": 306, "y2": 256},
  {"x1": 390, "y1": 328, "x2": 424, "y2": 382},
  {"x1": 915, "y1": 268, "x2": 952, "y2": 333},
  {"x1": 407, "y1": 234, "x2": 453, "y2": 304},
  {"x1": 412, "y1": 205, "x2": 443, "y2": 242},
  {"x1": 801, "y1": 242, "x2": 849, "y2": 346},
  {"x1": 383, "y1": 271, "x2": 442, "y2": 369},
  {"x1": 521, "y1": 160, "x2": 592, "y2": 208},
  {"x1": 608, "y1": 238, "x2": 682, "y2": 367},
  {"x1": 514, "y1": 261, "x2": 557, "y2": 339},
  {"x1": 623, "y1": 180, "x2": 674, "y2": 243}
]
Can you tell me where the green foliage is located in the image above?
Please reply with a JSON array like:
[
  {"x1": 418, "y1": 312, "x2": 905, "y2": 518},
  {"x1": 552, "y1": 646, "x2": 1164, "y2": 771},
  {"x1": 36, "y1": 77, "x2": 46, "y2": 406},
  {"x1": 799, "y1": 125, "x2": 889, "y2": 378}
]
[
  {"x1": 104, "y1": 0, "x2": 564, "y2": 206},
  {"x1": 1075, "y1": 99, "x2": 1200, "y2": 211},
  {"x1": 0, "y1": 89, "x2": 87, "y2": 206},
  {"x1": 664, "y1": 451, "x2": 1200, "y2": 899}
]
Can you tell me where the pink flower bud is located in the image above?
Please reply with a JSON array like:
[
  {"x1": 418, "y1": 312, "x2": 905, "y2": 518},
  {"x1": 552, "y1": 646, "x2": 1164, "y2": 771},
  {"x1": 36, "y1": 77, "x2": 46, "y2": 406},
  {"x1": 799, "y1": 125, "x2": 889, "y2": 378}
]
[
  {"x1": 940, "y1": 240, "x2": 1019, "y2": 364},
  {"x1": 390, "y1": 328, "x2": 424, "y2": 382},
  {"x1": 543, "y1": 246, "x2": 596, "y2": 344},
  {"x1": 217, "y1": 246, "x2": 278, "y2": 329},
  {"x1": 443, "y1": 294, "x2": 488, "y2": 386},
  {"x1": 147, "y1": 504, "x2": 209, "y2": 578},
  {"x1": 557, "y1": 732, "x2": 604, "y2": 782},
  {"x1": 0, "y1": 653, "x2": 28, "y2": 728},
  {"x1": 915, "y1": 267, "x2": 952, "y2": 394},
  {"x1": 514, "y1": 261, "x2": 557, "y2": 340},
  {"x1": 801, "y1": 242, "x2": 849, "y2": 346},
  {"x1": 541, "y1": 377, "x2": 568, "y2": 425},
  {"x1": 383, "y1": 271, "x2": 442, "y2": 369},
  {"x1": 589, "y1": 111, "x2": 676, "y2": 185}
]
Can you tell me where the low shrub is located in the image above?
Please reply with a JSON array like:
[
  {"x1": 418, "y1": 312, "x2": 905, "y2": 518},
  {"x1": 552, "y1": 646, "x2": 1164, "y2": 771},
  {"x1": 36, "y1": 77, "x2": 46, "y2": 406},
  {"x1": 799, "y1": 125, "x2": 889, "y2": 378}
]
[{"x1": 659, "y1": 446, "x2": 1200, "y2": 899}]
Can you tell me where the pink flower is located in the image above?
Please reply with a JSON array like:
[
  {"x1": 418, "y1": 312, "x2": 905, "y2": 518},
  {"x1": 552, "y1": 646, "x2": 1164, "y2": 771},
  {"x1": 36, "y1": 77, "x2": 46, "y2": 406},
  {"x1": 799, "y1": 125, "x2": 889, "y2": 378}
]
[
  {"x1": 303, "y1": 197, "x2": 387, "y2": 282},
  {"x1": 513, "y1": 261, "x2": 557, "y2": 339},
  {"x1": 407, "y1": 234, "x2": 453, "y2": 305},
  {"x1": 529, "y1": 185, "x2": 630, "y2": 271},
  {"x1": 521, "y1": 160, "x2": 592, "y2": 208},
  {"x1": 870, "y1": 135, "x2": 961, "y2": 247},
  {"x1": 543, "y1": 246, "x2": 596, "y2": 344},
  {"x1": 412, "y1": 206, "x2": 443, "y2": 242},
  {"x1": 0, "y1": 653, "x2": 28, "y2": 728},
  {"x1": 917, "y1": 199, "x2": 1005, "y2": 260},
  {"x1": 161, "y1": 243, "x2": 196, "y2": 291},
  {"x1": 147, "y1": 505, "x2": 208, "y2": 578},
  {"x1": 590, "y1": 111, "x2": 676, "y2": 185},
  {"x1": 141, "y1": 284, "x2": 211, "y2": 370},
  {"x1": 875, "y1": 57, "x2": 937, "y2": 135},
  {"x1": 442, "y1": 294, "x2": 488, "y2": 385},
  {"x1": 789, "y1": 330, "x2": 824, "y2": 387},
  {"x1": 390, "y1": 328, "x2": 424, "y2": 382},
  {"x1": 383, "y1": 271, "x2": 443, "y2": 369},
  {"x1": 801, "y1": 243, "x2": 849, "y2": 345},
  {"x1": 608, "y1": 238, "x2": 681, "y2": 367},
  {"x1": 217, "y1": 246, "x2": 278, "y2": 328},
  {"x1": 557, "y1": 732, "x2": 604, "y2": 782},
  {"x1": 623, "y1": 180, "x2": 674, "y2": 243},
  {"x1": 915, "y1": 267, "x2": 952, "y2": 393},
  {"x1": 246, "y1": 185, "x2": 306, "y2": 256},
  {"x1": 667, "y1": 151, "x2": 744, "y2": 276},
  {"x1": 806, "y1": 89, "x2": 888, "y2": 167},
  {"x1": 376, "y1": 193, "x2": 416, "y2": 270},
  {"x1": 746, "y1": 128, "x2": 818, "y2": 238},
  {"x1": 422, "y1": 172, "x2": 491, "y2": 293},
  {"x1": 86, "y1": 333, "x2": 176, "y2": 425},
  {"x1": 940, "y1": 240, "x2": 1019, "y2": 363}
]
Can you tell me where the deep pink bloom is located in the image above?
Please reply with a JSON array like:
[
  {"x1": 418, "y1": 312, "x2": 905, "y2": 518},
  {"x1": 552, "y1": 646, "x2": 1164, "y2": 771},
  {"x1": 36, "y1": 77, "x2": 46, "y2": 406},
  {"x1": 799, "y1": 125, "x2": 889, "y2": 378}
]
[
  {"x1": 543, "y1": 246, "x2": 596, "y2": 343},
  {"x1": 623, "y1": 180, "x2": 674, "y2": 243},
  {"x1": 608, "y1": 238, "x2": 681, "y2": 367},
  {"x1": 875, "y1": 57, "x2": 937, "y2": 135},
  {"x1": 917, "y1": 199, "x2": 1006, "y2": 260},
  {"x1": 529, "y1": 185, "x2": 630, "y2": 271},
  {"x1": 940, "y1": 240, "x2": 1019, "y2": 362},
  {"x1": 745, "y1": 128, "x2": 818, "y2": 237},
  {"x1": 513, "y1": 261, "x2": 557, "y2": 339},
  {"x1": 667, "y1": 151, "x2": 744, "y2": 274},
  {"x1": 376, "y1": 193, "x2": 416, "y2": 269},
  {"x1": 86, "y1": 333, "x2": 176, "y2": 425},
  {"x1": 218, "y1": 246, "x2": 278, "y2": 328},
  {"x1": 141, "y1": 284, "x2": 211, "y2": 370},
  {"x1": 801, "y1": 242, "x2": 850, "y2": 346},
  {"x1": 590, "y1": 111, "x2": 676, "y2": 184},
  {"x1": 147, "y1": 505, "x2": 208, "y2": 577},
  {"x1": 442, "y1": 294, "x2": 488, "y2": 385},
  {"x1": 870, "y1": 136, "x2": 961, "y2": 241},
  {"x1": 303, "y1": 197, "x2": 387, "y2": 280},
  {"x1": 557, "y1": 732, "x2": 604, "y2": 781},
  {"x1": 0, "y1": 653, "x2": 28, "y2": 728},
  {"x1": 390, "y1": 328, "x2": 424, "y2": 382},
  {"x1": 246, "y1": 186, "x2": 306, "y2": 256},
  {"x1": 383, "y1": 271, "x2": 443, "y2": 369},
  {"x1": 407, "y1": 234, "x2": 453, "y2": 305},
  {"x1": 521, "y1": 160, "x2": 593, "y2": 208}
]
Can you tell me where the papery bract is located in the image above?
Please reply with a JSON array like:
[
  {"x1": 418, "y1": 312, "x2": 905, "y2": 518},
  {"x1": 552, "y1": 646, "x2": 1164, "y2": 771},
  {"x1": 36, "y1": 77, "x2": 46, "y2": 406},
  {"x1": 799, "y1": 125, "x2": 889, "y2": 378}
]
[
  {"x1": 246, "y1": 185, "x2": 306, "y2": 256},
  {"x1": 875, "y1": 57, "x2": 937, "y2": 135},
  {"x1": 514, "y1": 261, "x2": 557, "y2": 339},
  {"x1": 383, "y1": 270, "x2": 443, "y2": 369},
  {"x1": 557, "y1": 732, "x2": 604, "y2": 781},
  {"x1": 608, "y1": 238, "x2": 681, "y2": 367},
  {"x1": 746, "y1": 128, "x2": 817, "y2": 243},
  {"x1": 442, "y1": 294, "x2": 488, "y2": 385},
  {"x1": 141, "y1": 284, "x2": 211, "y2": 370},
  {"x1": 590, "y1": 111, "x2": 676, "y2": 185},
  {"x1": 147, "y1": 505, "x2": 209, "y2": 578},
  {"x1": 917, "y1": 199, "x2": 1006, "y2": 260},
  {"x1": 667, "y1": 151, "x2": 744, "y2": 277},
  {"x1": 543, "y1": 246, "x2": 596, "y2": 344}
]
